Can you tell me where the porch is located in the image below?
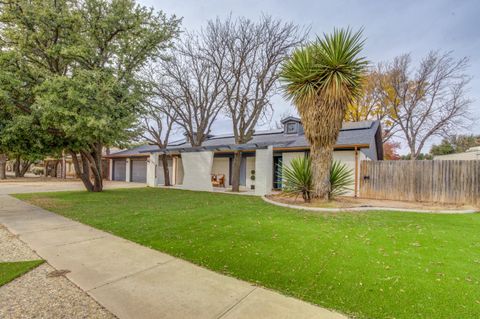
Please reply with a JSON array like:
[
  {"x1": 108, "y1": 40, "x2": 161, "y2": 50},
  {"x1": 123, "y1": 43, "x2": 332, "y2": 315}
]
[{"x1": 146, "y1": 145, "x2": 274, "y2": 196}]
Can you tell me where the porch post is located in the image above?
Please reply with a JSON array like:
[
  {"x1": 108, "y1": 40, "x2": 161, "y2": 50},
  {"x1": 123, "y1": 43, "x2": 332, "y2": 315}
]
[
  {"x1": 181, "y1": 151, "x2": 214, "y2": 191},
  {"x1": 125, "y1": 158, "x2": 131, "y2": 182},
  {"x1": 108, "y1": 159, "x2": 113, "y2": 181},
  {"x1": 255, "y1": 146, "x2": 273, "y2": 196},
  {"x1": 146, "y1": 153, "x2": 159, "y2": 187}
]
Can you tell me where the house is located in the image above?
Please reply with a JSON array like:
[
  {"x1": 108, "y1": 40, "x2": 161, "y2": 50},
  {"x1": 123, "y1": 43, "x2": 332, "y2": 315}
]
[
  {"x1": 105, "y1": 117, "x2": 383, "y2": 196},
  {"x1": 433, "y1": 147, "x2": 480, "y2": 161}
]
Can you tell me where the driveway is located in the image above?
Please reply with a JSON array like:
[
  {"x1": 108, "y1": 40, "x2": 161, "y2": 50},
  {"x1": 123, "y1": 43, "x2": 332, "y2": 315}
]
[{"x1": 0, "y1": 179, "x2": 145, "y2": 195}]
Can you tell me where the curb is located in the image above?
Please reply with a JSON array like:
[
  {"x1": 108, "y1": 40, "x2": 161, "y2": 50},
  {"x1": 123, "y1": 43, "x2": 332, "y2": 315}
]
[{"x1": 261, "y1": 196, "x2": 479, "y2": 214}]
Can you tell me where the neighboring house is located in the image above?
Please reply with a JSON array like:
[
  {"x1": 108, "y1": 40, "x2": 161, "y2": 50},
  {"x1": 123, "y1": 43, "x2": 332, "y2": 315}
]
[
  {"x1": 105, "y1": 117, "x2": 383, "y2": 196},
  {"x1": 433, "y1": 146, "x2": 480, "y2": 161},
  {"x1": 42, "y1": 147, "x2": 122, "y2": 179}
]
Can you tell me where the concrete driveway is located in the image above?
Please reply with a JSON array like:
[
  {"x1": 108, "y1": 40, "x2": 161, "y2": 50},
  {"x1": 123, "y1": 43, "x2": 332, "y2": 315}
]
[{"x1": 0, "y1": 179, "x2": 145, "y2": 195}]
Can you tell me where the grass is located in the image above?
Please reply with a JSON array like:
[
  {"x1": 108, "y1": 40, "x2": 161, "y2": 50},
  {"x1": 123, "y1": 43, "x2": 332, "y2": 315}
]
[
  {"x1": 16, "y1": 188, "x2": 480, "y2": 319},
  {"x1": 0, "y1": 260, "x2": 44, "y2": 286}
]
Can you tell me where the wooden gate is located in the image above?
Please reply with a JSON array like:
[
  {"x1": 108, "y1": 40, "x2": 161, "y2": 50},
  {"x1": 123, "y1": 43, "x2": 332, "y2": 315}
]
[{"x1": 360, "y1": 160, "x2": 480, "y2": 205}]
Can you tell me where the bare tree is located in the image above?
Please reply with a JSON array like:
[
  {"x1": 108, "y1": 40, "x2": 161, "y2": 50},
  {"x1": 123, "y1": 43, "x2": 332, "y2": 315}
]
[
  {"x1": 379, "y1": 52, "x2": 472, "y2": 160},
  {"x1": 203, "y1": 16, "x2": 305, "y2": 191},
  {"x1": 141, "y1": 76, "x2": 178, "y2": 186},
  {"x1": 155, "y1": 33, "x2": 226, "y2": 147}
]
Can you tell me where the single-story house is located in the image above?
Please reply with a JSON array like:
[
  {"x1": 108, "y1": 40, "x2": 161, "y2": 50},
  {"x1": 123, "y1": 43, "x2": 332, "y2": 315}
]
[
  {"x1": 433, "y1": 146, "x2": 480, "y2": 161},
  {"x1": 105, "y1": 117, "x2": 383, "y2": 196}
]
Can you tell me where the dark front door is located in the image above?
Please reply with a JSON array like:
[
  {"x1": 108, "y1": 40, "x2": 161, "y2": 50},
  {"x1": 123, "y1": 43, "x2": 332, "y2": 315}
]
[{"x1": 273, "y1": 156, "x2": 283, "y2": 189}]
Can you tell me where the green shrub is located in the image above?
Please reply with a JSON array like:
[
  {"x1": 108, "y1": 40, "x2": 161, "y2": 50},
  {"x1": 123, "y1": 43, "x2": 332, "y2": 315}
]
[
  {"x1": 282, "y1": 158, "x2": 354, "y2": 201},
  {"x1": 31, "y1": 167, "x2": 44, "y2": 176},
  {"x1": 281, "y1": 156, "x2": 313, "y2": 202},
  {"x1": 330, "y1": 160, "x2": 354, "y2": 197}
]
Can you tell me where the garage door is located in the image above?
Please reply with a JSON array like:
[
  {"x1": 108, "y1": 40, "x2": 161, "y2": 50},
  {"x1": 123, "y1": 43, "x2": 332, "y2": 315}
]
[
  {"x1": 131, "y1": 159, "x2": 147, "y2": 183},
  {"x1": 113, "y1": 159, "x2": 126, "y2": 181}
]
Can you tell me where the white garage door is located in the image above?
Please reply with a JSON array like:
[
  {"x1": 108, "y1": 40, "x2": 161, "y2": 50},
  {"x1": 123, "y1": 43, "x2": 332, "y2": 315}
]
[
  {"x1": 131, "y1": 159, "x2": 147, "y2": 183},
  {"x1": 113, "y1": 159, "x2": 126, "y2": 181}
]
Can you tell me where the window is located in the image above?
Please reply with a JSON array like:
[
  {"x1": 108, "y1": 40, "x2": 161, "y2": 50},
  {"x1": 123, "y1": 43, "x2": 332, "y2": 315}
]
[{"x1": 286, "y1": 122, "x2": 297, "y2": 134}]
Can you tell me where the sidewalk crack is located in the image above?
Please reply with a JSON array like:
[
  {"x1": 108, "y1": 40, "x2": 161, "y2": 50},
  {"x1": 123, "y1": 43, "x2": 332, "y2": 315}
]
[
  {"x1": 216, "y1": 286, "x2": 257, "y2": 319},
  {"x1": 87, "y1": 258, "x2": 175, "y2": 292}
]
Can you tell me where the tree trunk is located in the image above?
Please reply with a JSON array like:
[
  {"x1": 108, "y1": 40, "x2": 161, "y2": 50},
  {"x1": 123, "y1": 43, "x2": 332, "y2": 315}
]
[
  {"x1": 80, "y1": 144, "x2": 104, "y2": 192},
  {"x1": 44, "y1": 160, "x2": 49, "y2": 177},
  {"x1": 70, "y1": 151, "x2": 94, "y2": 192},
  {"x1": 19, "y1": 160, "x2": 32, "y2": 177},
  {"x1": 51, "y1": 161, "x2": 58, "y2": 178},
  {"x1": 231, "y1": 151, "x2": 242, "y2": 192},
  {"x1": 161, "y1": 154, "x2": 171, "y2": 186},
  {"x1": 0, "y1": 154, "x2": 7, "y2": 180},
  {"x1": 14, "y1": 155, "x2": 21, "y2": 177},
  {"x1": 310, "y1": 144, "x2": 334, "y2": 200}
]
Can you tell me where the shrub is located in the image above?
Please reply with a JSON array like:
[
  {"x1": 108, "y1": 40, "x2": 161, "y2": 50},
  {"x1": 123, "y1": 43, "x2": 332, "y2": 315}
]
[
  {"x1": 282, "y1": 158, "x2": 354, "y2": 202},
  {"x1": 281, "y1": 156, "x2": 313, "y2": 202},
  {"x1": 330, "y1": 160, "x2": 354, "y2": 197},
  {"x1": 31, "y1": 167, "x2": 44, "y2": 176}
]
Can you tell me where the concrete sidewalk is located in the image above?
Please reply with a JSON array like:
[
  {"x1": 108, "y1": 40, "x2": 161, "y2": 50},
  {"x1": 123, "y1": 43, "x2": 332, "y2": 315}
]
[{"x1": 0, "y1": 195, "x2": 346, "y2": 319}]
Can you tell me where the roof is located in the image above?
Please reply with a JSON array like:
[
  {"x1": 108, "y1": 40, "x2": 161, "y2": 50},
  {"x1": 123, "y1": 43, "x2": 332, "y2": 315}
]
[{"x1": 107, "y1": 120, "x2": 383, "y2": 160}]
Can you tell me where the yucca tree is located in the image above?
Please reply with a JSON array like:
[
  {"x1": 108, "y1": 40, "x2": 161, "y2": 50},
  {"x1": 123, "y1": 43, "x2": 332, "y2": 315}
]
[{"x1": 280, "y1": 29, "x2": 367, "y2": 200}]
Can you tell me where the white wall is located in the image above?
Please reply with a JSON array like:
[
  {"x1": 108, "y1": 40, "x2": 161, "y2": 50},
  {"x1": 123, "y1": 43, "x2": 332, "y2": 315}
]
[
  {"x1": 108, "y1": 159, "x2": 113, "y2": 181},
  {"x1": 434, "y1": 151, "x2": 480, "y2": 160},
  {"x1": 332, "y1": 150, "x2": 365, "y2": 197},
  {"x1": 211, "y1": 157, "x2": 230, "y2": 186},
  {"x1": 181, "y1": 151, "x2": 214, "y2": 191},
  {"x1": 125, "y1": 158, "x2": 131, "y2": 182},
  {"x1": 279, "y1": 150, "x2": 364, "y2": 197},
  {"x1": 246, "y1": 157, "x2": 255, "y2": 190},
  {"x1": 174, "y1": 156, "x2": 184, "y2": 185},
  {"x1": 255, "y1": 146, "x2": 273, "y2": 196},
  {"x1": 282, "y1": 152, "x2": 306, "y2": 170},
  {"x1": 146, "y1": 153, "x2": 158, "y2": 187}
]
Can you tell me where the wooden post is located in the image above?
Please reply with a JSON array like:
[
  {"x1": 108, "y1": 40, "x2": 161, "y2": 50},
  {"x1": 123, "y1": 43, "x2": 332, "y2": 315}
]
[
  {"x1": 354, "y1": 146, "x2": 358, "y2": 198},
  {"x1": 61, "y1": 151, "x2": 66, "y2": 179}
]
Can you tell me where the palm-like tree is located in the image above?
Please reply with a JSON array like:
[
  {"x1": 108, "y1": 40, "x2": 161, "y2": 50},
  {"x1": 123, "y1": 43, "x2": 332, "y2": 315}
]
[{"x1": 280, "y1": 29, "x2": 367, "y2": 200}]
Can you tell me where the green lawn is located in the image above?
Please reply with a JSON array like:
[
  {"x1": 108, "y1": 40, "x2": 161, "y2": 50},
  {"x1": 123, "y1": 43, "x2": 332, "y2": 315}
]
[
  {"x1": 0, "y1": 260, "x2": 44, "y2": 286},
  {"x1": 16, "y1": 188, "x2": 480, "y2": 319}
]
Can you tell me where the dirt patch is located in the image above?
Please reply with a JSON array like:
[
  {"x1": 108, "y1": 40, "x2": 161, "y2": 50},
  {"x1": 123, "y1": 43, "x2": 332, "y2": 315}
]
[
  {"x1": 23, "y1": 197, "x2": 72, "y2": 211},
  {"x1": 267, "y1": 193, "x2": 477, "y2": 211}
]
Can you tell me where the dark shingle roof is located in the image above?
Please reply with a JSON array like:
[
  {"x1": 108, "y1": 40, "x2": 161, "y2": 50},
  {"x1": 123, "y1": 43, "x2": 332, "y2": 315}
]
[{"x1": 109, "y1": 120, "x2": 382, "y2": 160}]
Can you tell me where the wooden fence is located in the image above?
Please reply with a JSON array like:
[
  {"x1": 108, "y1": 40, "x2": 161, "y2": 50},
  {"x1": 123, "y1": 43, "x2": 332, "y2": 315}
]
[{"x1": 360, "y1": 160, "x2": 480, "y2": 205}]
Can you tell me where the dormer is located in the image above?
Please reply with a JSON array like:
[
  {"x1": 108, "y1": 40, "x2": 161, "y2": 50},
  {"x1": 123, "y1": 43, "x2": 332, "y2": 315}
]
[{"x1": 281, "y1": 116, "x2": 303, "y2": 135}]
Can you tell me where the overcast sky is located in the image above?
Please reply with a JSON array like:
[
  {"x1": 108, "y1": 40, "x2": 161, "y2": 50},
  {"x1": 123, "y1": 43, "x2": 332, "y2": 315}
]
[{"x1": 139, "y1": 0, "x2": 479, "y2": 153}]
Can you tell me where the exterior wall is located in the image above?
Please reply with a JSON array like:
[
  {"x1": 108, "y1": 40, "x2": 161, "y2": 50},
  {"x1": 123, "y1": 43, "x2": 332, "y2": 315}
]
[
  {"x1": 255, "y1": 146, "x2": 273, "y2": 196},
  {"x1": 281, "y1": 152, "x2": 306, "y2": 170},
  {"x1": 211, "y1": 157, "x2": 230, "y2": 187},
  {"x1": 332, "y1": 150, "x2": 366, "y2": 197},
  {"x1": 434, "y1": 151, "x2": 480, "y2": 160},
  {"x1": 146, "y1": 153, "x2": 158, "y2": 187},
  {"x1": 174, "y1": 157, "x2": 184, "y2": 185},
  {"x1": 125, "y1": 158, "x2": 131, "y2": 182},
  {"x1": 181, "y1": 151, "x2": 213, "y2": 191},
  {"x1": 245, "y1": 156, "x2": 255, "y2": 190},
  {"x1": 279, "y1": 150, "x2": 365, "y2": 197},
  {"x1": 108, "y1": 159, "x2": 113, "y2": 181}
]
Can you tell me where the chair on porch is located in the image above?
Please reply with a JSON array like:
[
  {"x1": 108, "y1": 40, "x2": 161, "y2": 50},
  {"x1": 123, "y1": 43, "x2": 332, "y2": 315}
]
[{"x1": 211, "y1": 174, "x2": 225, "y2": 188}]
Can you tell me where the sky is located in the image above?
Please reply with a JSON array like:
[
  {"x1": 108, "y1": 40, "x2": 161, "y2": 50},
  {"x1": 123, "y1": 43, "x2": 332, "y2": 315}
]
[{"x1": 139, "y1": 0, "x2": 480, "y2": 153}]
